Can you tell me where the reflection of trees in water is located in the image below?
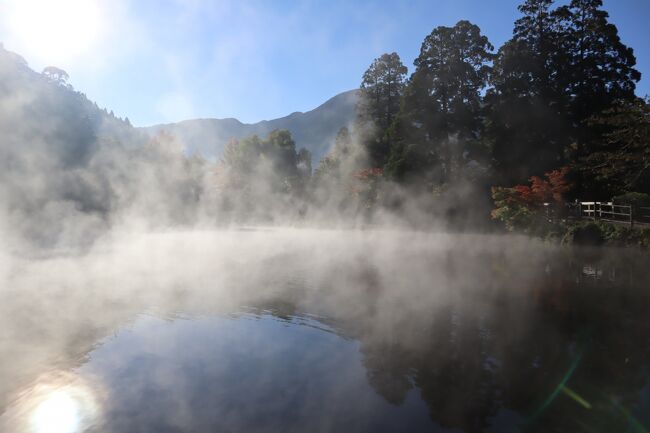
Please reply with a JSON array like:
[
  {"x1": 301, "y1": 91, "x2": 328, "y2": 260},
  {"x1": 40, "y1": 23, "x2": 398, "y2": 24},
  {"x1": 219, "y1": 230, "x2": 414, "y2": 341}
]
[
  {"x1": 358, "y1": 304, "x2": 500, "y2": 432},
  {"x1": 3, "y1": 240, "x2": 649, "y2": 433},
  {"x1": 349, "y1": 249, "x2": 650, "y2": 433}
]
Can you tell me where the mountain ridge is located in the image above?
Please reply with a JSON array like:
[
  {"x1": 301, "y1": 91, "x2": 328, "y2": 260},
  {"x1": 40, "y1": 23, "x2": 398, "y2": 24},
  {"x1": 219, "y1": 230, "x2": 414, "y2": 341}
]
[{"x1": 140, "y1": 89, "x2": 359, "y2": 163}]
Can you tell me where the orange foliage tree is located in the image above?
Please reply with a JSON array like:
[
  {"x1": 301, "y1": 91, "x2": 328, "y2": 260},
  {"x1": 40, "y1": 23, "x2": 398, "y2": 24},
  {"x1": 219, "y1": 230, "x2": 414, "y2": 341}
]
[
  {"x1": 491, "y1": 167, "x2": 572, "y2": 231},
  {"x1": 351, "y1": 168, "x2": 384, "y2": 208}
]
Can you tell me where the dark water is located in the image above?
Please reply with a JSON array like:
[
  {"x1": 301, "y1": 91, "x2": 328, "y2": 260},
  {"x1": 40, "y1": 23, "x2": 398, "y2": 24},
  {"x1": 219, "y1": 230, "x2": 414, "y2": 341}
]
[{"x1": 0, "y1": 230, "x2": 649, "y2": 433}]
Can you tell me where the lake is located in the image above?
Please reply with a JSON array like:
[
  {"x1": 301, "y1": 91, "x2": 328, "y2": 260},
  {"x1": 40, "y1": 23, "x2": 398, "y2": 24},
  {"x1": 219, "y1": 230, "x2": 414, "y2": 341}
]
[{"x1": 0, "y1": 229, "x2": 648, "y2": 433}]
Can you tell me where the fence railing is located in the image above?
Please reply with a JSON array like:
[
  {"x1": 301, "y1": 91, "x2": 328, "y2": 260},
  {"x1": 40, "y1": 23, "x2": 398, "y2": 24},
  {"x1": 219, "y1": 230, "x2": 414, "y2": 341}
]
[
  {"x1": 579, "y1": 202, "x2": 633, "y2": 224},
  {"x1": 551, "y1": 201, "x2": 650, "y2": 227}
]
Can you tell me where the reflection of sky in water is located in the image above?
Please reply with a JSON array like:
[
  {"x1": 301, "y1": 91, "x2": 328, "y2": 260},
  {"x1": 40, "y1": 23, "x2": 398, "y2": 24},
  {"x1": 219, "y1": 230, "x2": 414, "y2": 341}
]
[
  {"x1": 1, "y1": 373, "x2": 100, "y2": 433},
  {"x1": 6, "y1": 306, "x2": 648, "y2": 433},
  {"x1": 33, "y1": 313, "x2": 444, "y2": 433},
  {"x1": 1, "y1": 312, "x2": 422, "y2": 432},
  {"x1": 1, "y1": 232, "x2": 650, "y2": 433},
  {"x1": 32, "y1": 390, "x2": 80, "y2": 433}
]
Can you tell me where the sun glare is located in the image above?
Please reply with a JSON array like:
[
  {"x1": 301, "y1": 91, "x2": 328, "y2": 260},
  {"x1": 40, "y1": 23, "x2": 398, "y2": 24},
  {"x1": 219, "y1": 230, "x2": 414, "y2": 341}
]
[
  {"x1": 31, "y1": 390, "x2": 80, "y2": 433},
  {"x1": 4, "y1": 0, "x2": 104, "y2": 65},
  {"x1": 0, "y1": 373, "x2": 102, "y2": 433}
]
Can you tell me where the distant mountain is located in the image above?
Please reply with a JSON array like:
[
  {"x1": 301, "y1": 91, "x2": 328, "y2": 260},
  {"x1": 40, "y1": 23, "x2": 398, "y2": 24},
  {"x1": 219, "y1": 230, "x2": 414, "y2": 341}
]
[
  {"x1": 0, "y1": 42, "x2": 360, "y2": 245},
  {"x1": 141, "y1": 89, "x2": 359, "y2": 164}
]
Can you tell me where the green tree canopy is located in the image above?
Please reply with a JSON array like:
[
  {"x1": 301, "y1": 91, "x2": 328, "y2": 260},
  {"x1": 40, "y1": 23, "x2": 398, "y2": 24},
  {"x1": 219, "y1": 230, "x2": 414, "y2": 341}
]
[
  {"x1": 356, "y1": 52, "x2": 408, "y2": 167},
  {"x1": 583, "y1": 98, "x2": 650, "y2": 196},
  {"x1": 488, "y1": 0, "x2": 640, "y2": 190},
  {"x1": 557, "y1": 0, "x2": 641, "y2": 158},
  {"x1": 391, "y1": 20, "x2": 493, "y2": 184},
  {"x1": 487, "y1": 0, "x2": 571, "y2": 185}
]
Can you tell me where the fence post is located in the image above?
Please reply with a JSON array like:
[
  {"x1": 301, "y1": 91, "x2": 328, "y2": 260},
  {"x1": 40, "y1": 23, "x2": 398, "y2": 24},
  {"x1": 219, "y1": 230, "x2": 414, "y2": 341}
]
[{"x1": 630, "y1": 206, "x2": 634, "y2": 228}]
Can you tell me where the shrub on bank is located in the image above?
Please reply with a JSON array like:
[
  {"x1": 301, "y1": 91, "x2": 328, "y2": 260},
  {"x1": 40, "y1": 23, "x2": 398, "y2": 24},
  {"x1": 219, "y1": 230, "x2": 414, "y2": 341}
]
[
  {"x1": 612, "y1": 192, "x2": 650, "y2": 208},
  {"x1": 560, "y1": 220, "x2": 650, "y2": 248},
  {"x1": 562, "y1": 221, "x2": 605, "y2": 246}
]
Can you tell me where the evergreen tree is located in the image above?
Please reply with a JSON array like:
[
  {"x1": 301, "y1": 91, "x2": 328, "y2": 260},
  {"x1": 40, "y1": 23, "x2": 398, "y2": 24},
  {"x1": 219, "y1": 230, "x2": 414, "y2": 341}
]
[
  {"x1": 511, "y1": 0, "x2": 559, "y2": 97},
  {"x1": 557, "y1": 0, "x2": 640, "y2": 158},
  {"x1": 266, "y1": 128, "x2": 298, "y2": 180},
  {"x1": 356, "y1": 52, "x2": 408, "y2": 167},
  {"x1": 487, "y1": 0, "x2": 570, "y2": 185},
  {"x1": 583, "y1": 98, "x2": 650, "y2": 196},
  {"x1": 391, "y1": 20, "x2": 493, "y2": 184},
  {"x1": 297, "y1": 148, "x2": 312, "y2": 179},
  {"x1": 488, "y1": 0, "x2": 640, "y2": 191}
]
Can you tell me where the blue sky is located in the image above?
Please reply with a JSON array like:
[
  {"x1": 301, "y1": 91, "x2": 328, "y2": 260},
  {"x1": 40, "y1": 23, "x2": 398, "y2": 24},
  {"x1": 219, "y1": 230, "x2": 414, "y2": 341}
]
[{"x1": 1, "y1": 0, "x2": 648, "y2": 126}]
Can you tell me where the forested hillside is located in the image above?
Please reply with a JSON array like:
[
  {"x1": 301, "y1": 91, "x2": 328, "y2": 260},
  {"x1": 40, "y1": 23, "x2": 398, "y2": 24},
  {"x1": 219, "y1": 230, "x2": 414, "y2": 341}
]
[
  {"x1": 1, "y1": 0, "x2": 648, "y2": 247},
  {"x1": 142, "y1": 90, "x2": 358, "y2": 164},
  {"x1": 0, "y1": 44, "x2": 209, "y2": 247},
  {"x1": 215, "y1": 0, "x2": 648, "y2": 233}
]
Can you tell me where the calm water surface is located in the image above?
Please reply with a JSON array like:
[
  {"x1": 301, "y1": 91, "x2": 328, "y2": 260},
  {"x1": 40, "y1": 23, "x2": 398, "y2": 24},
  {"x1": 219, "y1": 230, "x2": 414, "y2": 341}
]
[{"x1": 0, "y1": 229, "x2": 648, "y2": 433}]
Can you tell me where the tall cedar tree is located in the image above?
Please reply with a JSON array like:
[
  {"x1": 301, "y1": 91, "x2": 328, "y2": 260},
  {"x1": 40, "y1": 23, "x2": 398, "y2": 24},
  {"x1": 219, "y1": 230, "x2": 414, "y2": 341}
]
[
  {"x1": 488, "y1": 0, "x2": 640, "y2": 194},
  {"x1": 487, "y1": 0, "x2": 570, "y2": 186},
  {"x1": 356, "y1": 53, "x2": 407, "y2": 167},
  {"x1": 556, "y1": 0, "x2": 640, "y2": 159},
  {"x1": 388, "y1": 20, "x2": 493, "y2": 184}
]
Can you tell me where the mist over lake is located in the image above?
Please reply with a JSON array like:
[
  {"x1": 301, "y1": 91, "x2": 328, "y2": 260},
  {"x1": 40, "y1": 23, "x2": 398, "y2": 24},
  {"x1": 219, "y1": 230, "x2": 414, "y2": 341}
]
[
  {"x1": 1, "y1": 0, "x2": 649, "y2": 432},
  {"x1": 1, "y1": 229, "x2": 648, "y2": 433}
]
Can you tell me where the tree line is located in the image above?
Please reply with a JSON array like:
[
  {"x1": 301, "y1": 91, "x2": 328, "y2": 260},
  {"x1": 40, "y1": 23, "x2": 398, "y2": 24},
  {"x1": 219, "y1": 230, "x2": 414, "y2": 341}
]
[
  {"x1": 204, "y1": 0, "x2": 650, "y2": 228},
  {"x1": 349, "y1": 0, "x2": 645, "y2": 192}
]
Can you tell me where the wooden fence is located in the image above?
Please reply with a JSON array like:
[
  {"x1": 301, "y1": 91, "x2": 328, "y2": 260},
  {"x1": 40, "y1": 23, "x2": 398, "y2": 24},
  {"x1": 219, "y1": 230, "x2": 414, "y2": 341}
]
[{"x1": 551, "y1": 201, "x2": 650, "y2": 227}]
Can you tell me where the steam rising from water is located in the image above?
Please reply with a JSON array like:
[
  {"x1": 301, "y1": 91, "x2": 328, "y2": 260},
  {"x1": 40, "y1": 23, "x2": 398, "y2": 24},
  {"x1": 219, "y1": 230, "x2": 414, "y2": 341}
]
[
  {"x1": 0, "y1": 226, "x2": 648, "y2": 432},
  {"x1": 1, "y1": 38, "x2": 649, "y2": 433}
]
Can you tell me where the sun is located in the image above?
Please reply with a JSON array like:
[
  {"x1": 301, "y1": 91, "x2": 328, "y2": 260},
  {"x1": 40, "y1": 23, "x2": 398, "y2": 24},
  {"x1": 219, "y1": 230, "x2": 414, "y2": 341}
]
[
  {"x1": 3, "y1": 0, "x2": 104, "y2": 65},
  {"x1": 27, "y1": 379, "x2": 100, "y2": 433},
  {"x1": 31, "y1": 390, "x2": 81, "y2": 433},
  {"x1": 0, "y1": 372, "x2": 101, "y2": 433}
]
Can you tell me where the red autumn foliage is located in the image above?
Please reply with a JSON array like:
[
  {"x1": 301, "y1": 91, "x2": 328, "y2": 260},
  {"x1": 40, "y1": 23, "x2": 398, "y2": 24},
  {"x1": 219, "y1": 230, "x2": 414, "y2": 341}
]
[
  {"x1": 354, "y1": 167, "x2": 384, "y2": 181},
  {"x1": 513, "y1": 184, "x2": 536, "y2": 204},
  {"x1": 546, "y1": 166, "x2": 572, "y2": 202},
  {"x1": 350, "y1": 168, "x2": 384, "y2": 199},
  {"x1": 512, "y1": 166, "x2": 572, "y2": 206}
]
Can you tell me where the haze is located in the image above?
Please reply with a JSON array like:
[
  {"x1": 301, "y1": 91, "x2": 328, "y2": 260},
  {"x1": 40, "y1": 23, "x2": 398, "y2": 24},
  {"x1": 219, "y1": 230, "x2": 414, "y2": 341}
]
[{"x1": 1, "y1": 1, "x2": 649, "y2": 432}]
